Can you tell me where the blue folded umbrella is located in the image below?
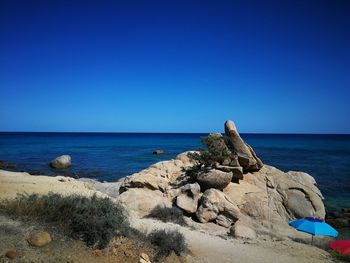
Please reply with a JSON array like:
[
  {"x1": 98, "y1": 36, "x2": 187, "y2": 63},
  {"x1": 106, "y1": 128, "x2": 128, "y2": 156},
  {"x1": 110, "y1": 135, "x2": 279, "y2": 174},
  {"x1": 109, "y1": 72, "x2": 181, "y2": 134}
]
[{"x1": 289, "y1": 217, "x2": 338, "y2": 243}]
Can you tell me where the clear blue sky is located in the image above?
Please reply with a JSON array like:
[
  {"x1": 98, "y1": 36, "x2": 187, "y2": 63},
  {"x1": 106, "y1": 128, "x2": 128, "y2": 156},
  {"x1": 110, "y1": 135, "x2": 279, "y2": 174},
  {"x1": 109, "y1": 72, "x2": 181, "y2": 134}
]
[{"x1": 0, "y1": 0, "x2": 349, "y2": 133}]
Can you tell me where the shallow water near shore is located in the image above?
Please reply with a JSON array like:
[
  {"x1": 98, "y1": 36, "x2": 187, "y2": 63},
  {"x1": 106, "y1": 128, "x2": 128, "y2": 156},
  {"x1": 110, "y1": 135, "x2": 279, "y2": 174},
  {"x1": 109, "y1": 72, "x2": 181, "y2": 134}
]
[{"x1": 0, "y1": 132, "x2": 349, "y2": 211}]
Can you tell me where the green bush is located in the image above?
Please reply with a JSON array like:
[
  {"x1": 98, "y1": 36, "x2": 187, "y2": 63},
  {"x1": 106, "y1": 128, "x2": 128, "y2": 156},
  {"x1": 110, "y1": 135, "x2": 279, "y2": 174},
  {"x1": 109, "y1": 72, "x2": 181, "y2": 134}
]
[
  {"x1": 0, "y1": 193, "x2": 129, "y2": 248},
  {"x1": 147, "y1": 205, "x2": 187, "y2": 226},
  {"x1": 148, "y1": 229, "x2": 187, "y2": 258},
  {"x1": 187, "y1": 135, "x2": 232, "y2": 168}
]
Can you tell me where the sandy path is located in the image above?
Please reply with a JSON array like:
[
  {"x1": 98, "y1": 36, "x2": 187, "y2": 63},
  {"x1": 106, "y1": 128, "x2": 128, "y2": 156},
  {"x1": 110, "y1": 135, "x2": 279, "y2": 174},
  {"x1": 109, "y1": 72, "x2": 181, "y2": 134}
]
[{"x1": 131, "y1": 217, "x2": 333, "y2": 263}]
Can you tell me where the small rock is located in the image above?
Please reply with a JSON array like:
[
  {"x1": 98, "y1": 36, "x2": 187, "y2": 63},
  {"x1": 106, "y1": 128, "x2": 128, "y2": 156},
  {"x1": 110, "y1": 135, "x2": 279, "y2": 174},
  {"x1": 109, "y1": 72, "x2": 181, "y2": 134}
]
[
  {"x1": 139, "y1": 252, "x2": 151, "y2": 263},
  {"x1": 27, "y1": 231, "x2": 52, "y2": 247},
  {"x1": 153, "y1": 149, "x2": 164, "y2": 155},
  {"x1": 93, "y1": 249, "x2": 103, "y2": 257},
  {"x1": 140, "y1": 253, "x2": 150, "y2": 261},
  {"x1": 5, "y1": 250, "x2": 16, "y2": 259},
  {"x1": 50, "y1": 155, "x2": 71, "y2": 169}
]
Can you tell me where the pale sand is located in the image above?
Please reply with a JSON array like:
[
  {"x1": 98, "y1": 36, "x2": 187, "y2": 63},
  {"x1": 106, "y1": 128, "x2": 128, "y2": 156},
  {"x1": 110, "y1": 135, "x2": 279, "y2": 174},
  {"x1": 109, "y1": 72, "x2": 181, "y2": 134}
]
[{"x1": 0, "y1": 170, "x2": 334, "y2": 263}]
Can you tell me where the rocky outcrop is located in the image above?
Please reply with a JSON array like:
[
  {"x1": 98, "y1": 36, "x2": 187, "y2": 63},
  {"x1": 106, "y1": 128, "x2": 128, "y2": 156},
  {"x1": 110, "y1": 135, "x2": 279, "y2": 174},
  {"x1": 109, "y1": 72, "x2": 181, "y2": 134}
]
[
  {"x1": 223, "y1": 165, "x2": 325, "y2": 223},
  {"x1": 50, "y1": 155, "x2": 71, "y2": 169},
  {"x1": 196, "y1": 169, "x2": 233, "y2": 190},
  {"x1": 117, "y1": 120, "x2": 326, "y2": 242},
  {"x1": 224, "y1": 120, "x2": 263, "y2": 172}
]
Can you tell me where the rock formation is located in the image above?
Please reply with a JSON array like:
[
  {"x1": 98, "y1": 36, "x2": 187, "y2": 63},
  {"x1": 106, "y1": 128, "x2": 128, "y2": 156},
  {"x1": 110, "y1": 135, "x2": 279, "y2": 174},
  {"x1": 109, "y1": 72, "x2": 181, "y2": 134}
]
[{"x1": 117, "y1": 120, "x2": 326, "y2": 242}]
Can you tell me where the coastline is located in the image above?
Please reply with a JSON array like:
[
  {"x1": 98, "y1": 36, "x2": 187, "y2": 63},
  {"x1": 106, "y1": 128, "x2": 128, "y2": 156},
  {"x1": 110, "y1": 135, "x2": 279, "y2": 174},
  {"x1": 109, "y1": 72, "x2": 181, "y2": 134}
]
[{"x1": 0, "y1": 169, "x2": 333, "y2": 263}]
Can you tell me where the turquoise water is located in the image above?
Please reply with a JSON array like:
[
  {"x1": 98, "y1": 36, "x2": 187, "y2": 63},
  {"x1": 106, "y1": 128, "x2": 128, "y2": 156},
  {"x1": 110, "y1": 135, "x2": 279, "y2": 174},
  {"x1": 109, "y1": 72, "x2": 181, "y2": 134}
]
[{"x1": 0, "y1": 132, "x2": 349, "y2": 210}]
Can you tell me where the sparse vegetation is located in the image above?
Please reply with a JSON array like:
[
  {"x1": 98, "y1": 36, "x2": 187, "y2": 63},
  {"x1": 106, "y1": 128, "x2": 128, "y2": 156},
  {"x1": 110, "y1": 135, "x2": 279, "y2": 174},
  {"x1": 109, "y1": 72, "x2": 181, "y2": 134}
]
[
  {"x1": 147, "y1": 205, "x2": 187, "y2": 226},
  {"x1": 148, "y1": 229, "x2": 187, "y2": 258},
  {"x1": 187, "y1": 135, "x2": 232, "y2": 168},
  {"x1": 330, "y1": 251, "x2": 350, "y2": 263},
  {"x1": 0, "y1": 193, "x2": 129, "y2": 248}
]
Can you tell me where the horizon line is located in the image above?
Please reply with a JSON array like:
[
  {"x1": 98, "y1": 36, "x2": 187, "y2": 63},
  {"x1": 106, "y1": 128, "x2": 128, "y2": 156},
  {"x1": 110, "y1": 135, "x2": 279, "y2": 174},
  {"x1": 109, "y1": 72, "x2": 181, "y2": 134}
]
[{"x1": 0, "y1": 131, "x2": 349, "y2": 135}]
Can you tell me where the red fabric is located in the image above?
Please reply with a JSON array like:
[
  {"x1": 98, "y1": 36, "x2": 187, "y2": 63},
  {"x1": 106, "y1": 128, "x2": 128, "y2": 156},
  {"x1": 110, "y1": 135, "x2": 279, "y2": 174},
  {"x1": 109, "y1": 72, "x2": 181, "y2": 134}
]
[{"x1": 329, "y1": 240, "x2": 350, "y2": 255}]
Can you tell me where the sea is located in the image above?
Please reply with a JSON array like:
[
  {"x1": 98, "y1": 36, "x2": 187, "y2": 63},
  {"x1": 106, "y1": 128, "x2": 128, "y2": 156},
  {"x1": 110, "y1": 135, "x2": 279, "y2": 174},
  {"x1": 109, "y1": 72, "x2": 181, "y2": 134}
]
[{"x1": 0, "y1": 132, "x2": 349, "y2": 211}]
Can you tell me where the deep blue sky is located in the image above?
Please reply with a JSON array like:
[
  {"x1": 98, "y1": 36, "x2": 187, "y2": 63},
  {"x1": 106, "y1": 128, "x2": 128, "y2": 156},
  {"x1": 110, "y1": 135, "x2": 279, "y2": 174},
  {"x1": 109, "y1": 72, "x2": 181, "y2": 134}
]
[{"x1": 0, "y1": 0, "x2": 349, "y2": 133}]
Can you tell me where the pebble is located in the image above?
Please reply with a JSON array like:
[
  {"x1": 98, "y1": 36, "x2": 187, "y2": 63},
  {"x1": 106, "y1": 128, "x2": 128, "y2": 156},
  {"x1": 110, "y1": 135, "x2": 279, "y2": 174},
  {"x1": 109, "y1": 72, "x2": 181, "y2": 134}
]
[
  {"x1": 5, "y1": 250, "x2": 16, "y2": 260},
  {"x1": 27, "y1": 231, "x2": 52, "y2": 247}
]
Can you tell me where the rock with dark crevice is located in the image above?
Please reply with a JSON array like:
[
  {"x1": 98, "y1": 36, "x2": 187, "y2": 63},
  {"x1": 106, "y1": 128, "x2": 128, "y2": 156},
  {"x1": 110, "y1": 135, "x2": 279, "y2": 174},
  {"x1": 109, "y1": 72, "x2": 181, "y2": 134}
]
[{"x1": 224, "y1": 120, "x2": 263, "y2": 172}]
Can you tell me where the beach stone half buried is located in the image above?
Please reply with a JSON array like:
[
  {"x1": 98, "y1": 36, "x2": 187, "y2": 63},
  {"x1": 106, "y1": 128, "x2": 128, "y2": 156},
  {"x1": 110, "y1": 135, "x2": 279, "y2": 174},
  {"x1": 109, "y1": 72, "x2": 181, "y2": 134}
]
[{"x1": 50, "y1": 155, "x2": 71, "y2": 169}]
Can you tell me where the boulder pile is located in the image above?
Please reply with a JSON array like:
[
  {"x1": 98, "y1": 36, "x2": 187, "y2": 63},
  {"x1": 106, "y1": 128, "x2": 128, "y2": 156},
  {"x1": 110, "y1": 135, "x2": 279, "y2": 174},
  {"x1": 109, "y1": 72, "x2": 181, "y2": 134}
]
[{"x1": 117, "y1": 120, "x2": 326, "y2": 241}]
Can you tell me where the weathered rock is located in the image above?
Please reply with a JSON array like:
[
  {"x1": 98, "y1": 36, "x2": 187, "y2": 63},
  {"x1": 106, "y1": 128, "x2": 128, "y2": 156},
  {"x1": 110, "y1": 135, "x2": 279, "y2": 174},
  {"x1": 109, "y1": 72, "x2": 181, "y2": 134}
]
[
  {"x1": 120, "y1": 173, "x2": 170, "y2": 193},
  {"x1": 27, "y1": 231, "x2": 52, "y2": 247},
  {"x1": 176, "y1": 183, "x2": 201, "y2": 213},
  {"x1": 196, "y1": 189, "x2": 240, "y2": 223},
  {"x1": 216, "y1": 214, "x2": 234, "y2": 228},
  {"x1": 123, "y1": 159, "x2": 190, "y2": 185},
  {"x1": 224, "y1": 165, "x2": 326, "y2": 223},
  {"x1": 5, "y1": 250, "x2": 16, "y2": 259},
  {"x1": 230, "y1": 220, "x2": 257, "y2": 239},
  {"x1": 118, "y1": 188, "x2": 172, "y2": 217},
  {"x1": 153, "y1": 149, "x2": 164, "y2": 155},
  {"x1": 196, "y1": 169, "x2": 233, "y2": 190},
  {"x1": 224, "y1": 120, "x2": 263, "y2": 172},
  {"x1": 214, "y1": 164, "x2": 243, "y2": 179},
  {"x1": 176, "y1": 151, "x2": 198, "y2": 166},
  {"x1": 50, "y1": 155, "x2": 71, "y2": 169}
]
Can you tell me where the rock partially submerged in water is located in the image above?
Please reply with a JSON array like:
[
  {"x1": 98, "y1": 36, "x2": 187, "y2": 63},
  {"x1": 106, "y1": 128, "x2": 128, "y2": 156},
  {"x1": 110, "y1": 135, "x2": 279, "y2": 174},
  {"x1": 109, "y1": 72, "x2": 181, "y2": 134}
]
[
  {"x1": 153, "y1": 149, "x2": 164, "y2": 155},
  {"x1": 50, "y1": 155, "x2": 71, "y2": 169}
]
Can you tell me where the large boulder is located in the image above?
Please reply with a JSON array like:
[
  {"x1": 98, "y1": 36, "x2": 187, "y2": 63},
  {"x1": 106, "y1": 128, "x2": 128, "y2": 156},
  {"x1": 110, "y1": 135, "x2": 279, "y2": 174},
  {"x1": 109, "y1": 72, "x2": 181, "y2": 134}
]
[
  {"x1": 50, "y1": 155, "x2": 71, "y2": 169},
  {"x1": 176, "y1": 183, "x2": 201, "y2": 214},
  {"x1": 196, "y1": 189, "x2": 240, "y2": 224},
  {"x1": 223, "y1": 165, "x2": 326, "y2": 222},
  {"x1": 224, "y1": 120, "x2": 263, "y2": 172},
  {"x1": 196, "y1": 169, "x2": 233, "y2": 190}
]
